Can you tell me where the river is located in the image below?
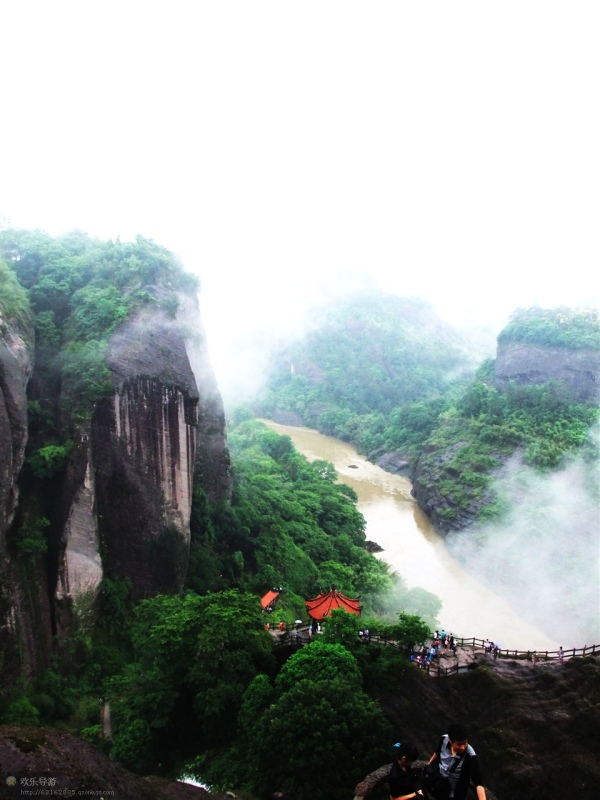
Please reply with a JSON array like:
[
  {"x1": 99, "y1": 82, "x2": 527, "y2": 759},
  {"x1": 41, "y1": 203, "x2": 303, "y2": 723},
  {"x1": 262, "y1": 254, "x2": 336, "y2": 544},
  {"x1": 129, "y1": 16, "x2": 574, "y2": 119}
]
[{"x1": 262, "y1": 420, "x2": 560, "y2": 651}]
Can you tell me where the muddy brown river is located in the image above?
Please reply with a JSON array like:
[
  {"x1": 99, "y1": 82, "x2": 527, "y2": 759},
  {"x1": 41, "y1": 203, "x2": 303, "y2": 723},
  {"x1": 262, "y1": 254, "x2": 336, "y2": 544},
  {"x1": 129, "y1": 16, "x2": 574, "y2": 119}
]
[{"x1": 262, "y1": 420, "x2": 559, "y2": 651}]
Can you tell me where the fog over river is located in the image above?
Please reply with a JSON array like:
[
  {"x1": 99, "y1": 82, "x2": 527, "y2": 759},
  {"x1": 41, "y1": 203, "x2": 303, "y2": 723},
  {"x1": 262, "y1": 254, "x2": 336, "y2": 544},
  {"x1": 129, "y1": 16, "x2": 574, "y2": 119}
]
[{"x1": 263, "y1": 421, "x2": 561, "y2": 651}]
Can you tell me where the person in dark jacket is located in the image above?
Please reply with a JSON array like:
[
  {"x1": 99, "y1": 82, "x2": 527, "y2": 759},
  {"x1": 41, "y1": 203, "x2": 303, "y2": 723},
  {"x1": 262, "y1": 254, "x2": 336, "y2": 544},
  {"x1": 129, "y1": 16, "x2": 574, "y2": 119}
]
[
  {"x1": 426, "y1": 723, "x2": 486, "y2": 800},
  {"x1": 389, "y1": 742, "x2": 424, "y2": 800}
]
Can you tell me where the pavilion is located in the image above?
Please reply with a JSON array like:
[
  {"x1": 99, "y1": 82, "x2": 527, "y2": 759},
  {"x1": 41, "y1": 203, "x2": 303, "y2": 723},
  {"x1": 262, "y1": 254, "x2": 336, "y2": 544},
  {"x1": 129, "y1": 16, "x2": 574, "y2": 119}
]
[
  {"x1": 305, "y1": 586, "x2": 361, "y2": 621},
  {"x1": 260, "y1": 588, "x2": 281, "y2": 612}
]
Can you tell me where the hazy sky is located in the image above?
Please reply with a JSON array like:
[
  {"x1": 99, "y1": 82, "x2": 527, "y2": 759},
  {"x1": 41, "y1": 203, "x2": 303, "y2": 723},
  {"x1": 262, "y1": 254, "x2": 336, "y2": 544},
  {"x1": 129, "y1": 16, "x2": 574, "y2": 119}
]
[{"x1": 1, "y1": 0, "x2": 599, "y2": 386}]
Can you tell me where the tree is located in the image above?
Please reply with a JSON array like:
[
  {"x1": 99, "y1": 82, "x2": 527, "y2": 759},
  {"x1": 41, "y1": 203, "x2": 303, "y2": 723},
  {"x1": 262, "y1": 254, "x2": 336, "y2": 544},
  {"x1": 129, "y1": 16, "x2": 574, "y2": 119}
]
[
  {"x1": 275, "y1": 640, "x2": 362, "y2": 693},
  {"x1": 391, "y1": 612, "x2": 431, "y2": 648},
  {"x1": 247, "y1": 678, "x2": 391, "y2": 800},
  {"x1": 321, "y1": 607, "x2": 361, "y2": 649},
  {"x1": 108, "y1": 591, "x2": 274, "y2": 771}
]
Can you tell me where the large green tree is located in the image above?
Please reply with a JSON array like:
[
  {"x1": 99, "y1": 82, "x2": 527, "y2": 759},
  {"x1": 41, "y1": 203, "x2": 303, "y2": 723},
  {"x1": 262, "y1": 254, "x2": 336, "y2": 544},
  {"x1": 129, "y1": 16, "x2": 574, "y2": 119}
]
[
  {"x1": 108, "y1": 590, "x2": 274, "y2": 773},
  {"x1": 198, "y1": 640, "x2": 392, "y2": 800}
]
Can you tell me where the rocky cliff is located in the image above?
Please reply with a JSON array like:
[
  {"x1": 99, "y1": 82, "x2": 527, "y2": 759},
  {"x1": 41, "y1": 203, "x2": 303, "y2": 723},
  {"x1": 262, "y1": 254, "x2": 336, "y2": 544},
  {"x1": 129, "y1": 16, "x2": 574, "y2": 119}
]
[
  {"x1": 1, "y1": 287, "x2": 231, "y2": 678},
  {"x1": 493, "y1": 339, "x2": 599, "y2": 403},
  {"x1": 0, "y1": 311, "x2": 53, "y2": 683},
  {"x1": 0, "y1": 311, "x2": 32, "y2": 551},
  {"x1": 56, "y1": 291, "x2": 231, "y2": 607},
  {"x1": 411, "y1": 441, "x2": 498, "y2": 533},
  {"x1": 0, "y1": 724, "x2": 214, "y2": 799},
  {"x1": 381, "y1": 654, "x2": 600, "y2": 800},
  {"x1": 409, "y1": 318, "x2": 600, "y2": 534}
]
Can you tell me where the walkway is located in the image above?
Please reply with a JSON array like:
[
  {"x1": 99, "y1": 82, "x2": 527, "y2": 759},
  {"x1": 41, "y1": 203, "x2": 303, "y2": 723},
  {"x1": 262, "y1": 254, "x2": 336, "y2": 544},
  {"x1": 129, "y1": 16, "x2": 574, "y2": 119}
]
[{"x1": 268, "y1": 625, "x2": 599, "y2": 678}]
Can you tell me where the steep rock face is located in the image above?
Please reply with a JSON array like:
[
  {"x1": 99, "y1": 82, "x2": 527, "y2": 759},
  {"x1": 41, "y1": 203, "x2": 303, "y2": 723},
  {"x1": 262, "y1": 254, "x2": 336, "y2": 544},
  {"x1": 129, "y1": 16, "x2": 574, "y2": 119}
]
[
  {"x1": 0, "y1": 314, "x2": 50, "y2": 683},
  {"x1": 411, "y1": 442, "x2": 497, "y2": 534},
  {"x1": 90, "y1": 376, "x2": 198, "y2": 599},
  {"x1": 54, "y1": 438, "x2": 103, "y2": 623},
  {"x1": 381, "y1": 656, "x2": 600, "y2": 800},
  {"x1": 56, "y1": 292, "x2": 231, "y2": 603},
  {"x1": 180, "y1": 294, "x2": 232, "y2": 502},
  {"x1": 411, "y1": 340, "x2": 599, "y2": 534},
  {"x1": 0, "y1": 313, "x2": 32, "y2": 548},
  {"x1": 493, "y1": 340, "x2": 599, "y2": 403}
]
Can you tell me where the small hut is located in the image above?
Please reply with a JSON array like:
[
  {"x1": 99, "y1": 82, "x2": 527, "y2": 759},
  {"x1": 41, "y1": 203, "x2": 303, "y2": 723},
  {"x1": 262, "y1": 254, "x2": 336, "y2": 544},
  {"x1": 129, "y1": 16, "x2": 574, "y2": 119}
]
[
  {"x1": 305, "y1": 586, "x2": 361, "y2": 622},
  {"x1": 260, "y1": 588, "x2": 281, "y2": 613}
]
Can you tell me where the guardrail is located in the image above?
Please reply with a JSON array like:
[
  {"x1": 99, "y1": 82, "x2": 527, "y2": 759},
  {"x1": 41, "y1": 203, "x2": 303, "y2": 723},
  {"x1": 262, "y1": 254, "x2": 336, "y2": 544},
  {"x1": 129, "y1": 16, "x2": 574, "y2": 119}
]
[
  {"x1": 269, "y1": 627, "x2": 600, "y2": 677},
  {"x1": 455, "y1": 638, "x2": 599, "y2": 662}
]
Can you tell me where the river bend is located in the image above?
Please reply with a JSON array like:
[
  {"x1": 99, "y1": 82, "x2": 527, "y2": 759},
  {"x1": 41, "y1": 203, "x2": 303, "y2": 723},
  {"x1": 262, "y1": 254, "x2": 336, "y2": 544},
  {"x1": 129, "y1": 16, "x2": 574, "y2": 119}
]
[{"x1": 263, "y1": 421, "x2": 559, "y2": 651}]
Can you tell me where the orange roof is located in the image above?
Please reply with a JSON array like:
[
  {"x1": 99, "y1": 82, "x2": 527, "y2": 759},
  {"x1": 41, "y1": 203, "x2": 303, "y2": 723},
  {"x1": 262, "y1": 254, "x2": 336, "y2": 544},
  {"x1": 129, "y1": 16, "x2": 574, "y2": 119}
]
[
  {"x1": 305, "y1": 588, "x2": 361, "y2": 620},
  {"x1": 260, "y1": 589, "x2": 281, "y2": 609}
]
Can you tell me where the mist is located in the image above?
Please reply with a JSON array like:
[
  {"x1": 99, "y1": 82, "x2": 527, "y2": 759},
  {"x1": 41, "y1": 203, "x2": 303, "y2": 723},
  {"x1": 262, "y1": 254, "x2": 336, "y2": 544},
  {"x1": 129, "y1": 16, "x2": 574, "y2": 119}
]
[
  {"x1": 445, "y1": 428, "x2": 600, "y2": 648},
  {"x1": 1, "y1": 0, "x2": 598, "y2": 380},
  {"x1": 199, "y1": 272, "x2": 499, "y2": 412}
]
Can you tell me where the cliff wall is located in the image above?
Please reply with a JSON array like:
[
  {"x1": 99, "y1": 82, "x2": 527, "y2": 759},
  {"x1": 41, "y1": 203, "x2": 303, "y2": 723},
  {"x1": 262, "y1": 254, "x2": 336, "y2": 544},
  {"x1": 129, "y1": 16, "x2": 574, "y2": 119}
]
[
  {"x1": 493, "y1": 340, "x2": 599, "y2": 403},
  {"x1": 56, "y1": 292, "x2": 231, "y2": 605},
  {"x1": 1, "y1": 287, "x2": 231, "y2": 678},
  {"x1": 411, "y1": 338, "x2": 599, "y2": 534},
  {"x1": 0, "y1": 312, "x2": 32, "y2": 548},
  {"x1": 0, "y1": 314, "x2": 53, "y2": 683}
]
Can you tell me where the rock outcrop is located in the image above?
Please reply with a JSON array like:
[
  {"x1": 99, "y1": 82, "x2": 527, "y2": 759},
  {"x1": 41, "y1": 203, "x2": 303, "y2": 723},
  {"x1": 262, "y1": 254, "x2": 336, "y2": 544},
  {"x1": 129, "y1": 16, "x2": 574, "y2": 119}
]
[
  {"x1": 56, "y1": 291, "x2": 231, "y2": 604},
  {"x1": 0, "y1": 311, "x2": 33, "y2": 550},
  {"x1": 493, "y1": 340, "x2": 599, "y2": 403},
  {"x1": 0, "y1": 312, "x2": 50, "y2": 684},
  {"x1": 411, "y1": 335, "x2": 599, "y2": 534},
  {"x1": 1, "y1": 284, "x2": 231, "y2": 676},
  {"x1": 411, "y1": 441, "x2": 498, "y2": 533},
  {"x1": 0, "y1": 724, "x2": 213, "y2": 799},
  {"x1": 380, "y1": 655, "x2": 600, "y2": 800}
]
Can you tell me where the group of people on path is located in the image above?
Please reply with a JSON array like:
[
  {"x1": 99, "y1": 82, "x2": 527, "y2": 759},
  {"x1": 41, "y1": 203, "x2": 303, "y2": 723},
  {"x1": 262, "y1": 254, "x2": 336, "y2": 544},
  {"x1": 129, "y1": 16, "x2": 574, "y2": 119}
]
[
  {"x1": 390, "y1": 723, "x2": 486, "y2": 800},
  {"x1": 410, "y1": 630, "x2": 457, "y2": 668}
]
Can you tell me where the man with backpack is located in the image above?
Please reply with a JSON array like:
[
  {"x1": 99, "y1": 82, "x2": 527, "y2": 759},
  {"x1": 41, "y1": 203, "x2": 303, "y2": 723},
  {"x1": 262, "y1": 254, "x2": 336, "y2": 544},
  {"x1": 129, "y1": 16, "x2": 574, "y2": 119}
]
[{"x1": 423, "y1": 723, "x2": 486, "y2": 800}]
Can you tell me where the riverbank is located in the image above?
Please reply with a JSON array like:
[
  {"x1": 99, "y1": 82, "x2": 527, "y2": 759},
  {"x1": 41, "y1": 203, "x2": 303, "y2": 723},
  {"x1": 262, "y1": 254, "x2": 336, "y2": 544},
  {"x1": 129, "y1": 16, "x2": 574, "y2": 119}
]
[{"x1": 261, "y1": 420, "x2": 561, "y2": 651}]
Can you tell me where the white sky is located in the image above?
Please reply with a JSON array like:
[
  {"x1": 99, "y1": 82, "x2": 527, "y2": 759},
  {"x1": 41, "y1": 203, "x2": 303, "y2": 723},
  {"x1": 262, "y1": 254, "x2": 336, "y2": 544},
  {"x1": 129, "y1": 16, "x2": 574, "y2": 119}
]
[{"x1": 1, "y1": 0, "x2": 599, "y2": 398}]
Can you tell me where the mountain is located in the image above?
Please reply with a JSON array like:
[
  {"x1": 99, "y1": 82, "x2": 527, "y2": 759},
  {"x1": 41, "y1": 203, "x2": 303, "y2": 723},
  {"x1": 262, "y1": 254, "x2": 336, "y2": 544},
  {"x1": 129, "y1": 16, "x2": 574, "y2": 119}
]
[
  {"x1": 411, "y1": 307, "x2": 599, "y2": 532},
  {"x1": 0, "y1": 230, "x2": 231, "y2": 685}
]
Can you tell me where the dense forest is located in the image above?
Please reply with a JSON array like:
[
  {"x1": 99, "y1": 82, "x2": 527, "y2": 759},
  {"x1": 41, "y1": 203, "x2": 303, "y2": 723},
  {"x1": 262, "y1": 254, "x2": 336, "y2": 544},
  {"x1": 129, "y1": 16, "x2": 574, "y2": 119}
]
[
  {"x1": 0, "y1": 230, "x2": 434, "y2": 799},
  {"x1": 1, "y1": 229, "x2": 598, "y2": 800},
  {"x1": 256, "y1": 297, "x2": 599, "y2": 525}
]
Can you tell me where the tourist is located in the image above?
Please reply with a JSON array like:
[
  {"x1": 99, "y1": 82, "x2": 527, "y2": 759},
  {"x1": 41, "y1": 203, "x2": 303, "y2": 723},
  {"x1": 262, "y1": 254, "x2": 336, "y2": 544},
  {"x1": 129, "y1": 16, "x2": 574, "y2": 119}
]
[
  {"x1": 389, "y1": 742, "x2": 424, "y2": 800},
  {"x1": 425, "y1": 722, "x2": 486, "y2": 800},
  {"x1": 558, "y1": 646, "x2": 564, "y2": 663}
]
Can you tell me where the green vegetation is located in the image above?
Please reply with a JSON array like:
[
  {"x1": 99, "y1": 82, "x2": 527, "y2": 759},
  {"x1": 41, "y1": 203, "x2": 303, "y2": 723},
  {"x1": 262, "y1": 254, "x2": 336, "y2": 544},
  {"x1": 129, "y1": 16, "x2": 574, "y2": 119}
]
[
  {"x1": 108, "y1": 591, "x2": 274, "y2": 773},
  {"x1": 257, "y1": 292, "x2": 479, "y2": 460},
  {"x1": 413, "y1": 376, "x2": 598, "y2": 523},
  {"x1": 258, "y1": 299, "x2": 599, "y2": 524},
  {"x1": 498, "y1": 306, "x2": 600, "y2": 349},
  {"x1": 186, "y1": 419, "x2": 396, "y2": 614},
  {"x1": 193, "y1": 637, "x2": 392, "y2": 800},
  {"x1": 0, "y1": 228, "x2": 199, "y2": 423},
  {"x1": 1, "y1": 413, "x2": 434, "y2": 798},
  {"x1": 4, "y1": 228, "x2": 598, "y2": 797},
  {"x1": 0, "y1": 258, "x2": 33, "y2": 331}
]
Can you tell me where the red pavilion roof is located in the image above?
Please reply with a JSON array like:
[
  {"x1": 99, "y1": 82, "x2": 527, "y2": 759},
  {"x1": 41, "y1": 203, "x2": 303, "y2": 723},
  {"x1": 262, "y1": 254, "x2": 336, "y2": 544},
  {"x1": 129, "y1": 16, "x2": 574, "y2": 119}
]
[
  {"x1": 260, "y1": 589, "x2": 281, "y2": 609},
  {"x1": 305, "y1": 588, "x2": 361, "y2": 621}
]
